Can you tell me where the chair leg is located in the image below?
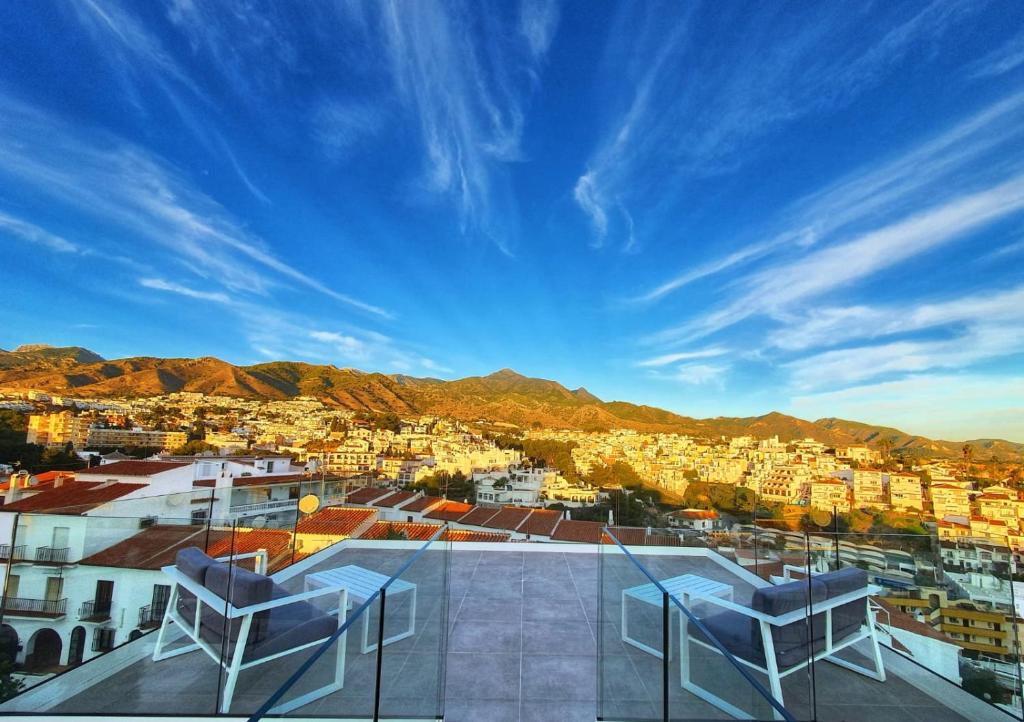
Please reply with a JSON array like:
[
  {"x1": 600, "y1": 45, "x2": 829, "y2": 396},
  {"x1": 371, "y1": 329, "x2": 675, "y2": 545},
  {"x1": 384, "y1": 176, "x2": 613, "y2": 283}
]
[
  {"x1": 218, "y1": 615, "x2": 253, "y2": 714},
  {"x1": 151, "y1": 584, "x2": 178, "y2": 661}
]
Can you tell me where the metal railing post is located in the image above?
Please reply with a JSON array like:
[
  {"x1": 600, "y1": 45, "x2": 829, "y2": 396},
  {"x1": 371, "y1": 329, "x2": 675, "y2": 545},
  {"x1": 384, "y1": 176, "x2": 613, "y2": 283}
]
[{"x1": 373, "y1": 588, "x2": 387, "y2": 722}]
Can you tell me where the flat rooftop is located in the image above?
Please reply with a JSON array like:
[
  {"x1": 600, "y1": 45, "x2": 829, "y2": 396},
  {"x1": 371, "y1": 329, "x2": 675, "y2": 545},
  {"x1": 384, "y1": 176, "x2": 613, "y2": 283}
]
[{"x1": 6, "y1": 542, "x2": 1005, "y2": 721}]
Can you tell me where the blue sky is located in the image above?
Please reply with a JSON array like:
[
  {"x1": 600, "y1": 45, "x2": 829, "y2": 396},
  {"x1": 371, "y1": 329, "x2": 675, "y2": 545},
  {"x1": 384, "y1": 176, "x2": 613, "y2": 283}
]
[{"x1": 1, "y1": 2, "x2": 1023, "y2": 441}]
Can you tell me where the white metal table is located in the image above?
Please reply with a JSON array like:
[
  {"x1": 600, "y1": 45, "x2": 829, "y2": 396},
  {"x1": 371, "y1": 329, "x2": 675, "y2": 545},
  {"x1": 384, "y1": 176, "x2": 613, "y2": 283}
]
[
  {"x1": 621, "y1": 573, "x2": 733, "y2": 659},
  {"x1": 305, "y1": 564, "x2": 417, "y2": 654}
]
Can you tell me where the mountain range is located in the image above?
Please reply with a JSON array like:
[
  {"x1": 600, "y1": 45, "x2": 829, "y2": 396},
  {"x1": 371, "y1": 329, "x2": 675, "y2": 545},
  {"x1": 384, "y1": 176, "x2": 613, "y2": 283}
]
[{"x1": 1, "y1": 345, "x2": 1020, "y2": 460}]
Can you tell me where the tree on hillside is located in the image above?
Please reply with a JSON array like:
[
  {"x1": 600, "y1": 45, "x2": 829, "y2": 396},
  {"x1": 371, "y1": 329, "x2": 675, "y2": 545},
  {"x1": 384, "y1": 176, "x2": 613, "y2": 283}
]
[
  {"x1": 172, "y1": 440, "x2": 219, "y2": 456},
  {"x1": 521, "y1": 439, "x2": 579, "y2": 482},
  {"x1": 961, "y1": 444, "x2": 974, "y2": 480},
  {"x1": 410, "y1": 470, "x2": 474, "y2": 503}
]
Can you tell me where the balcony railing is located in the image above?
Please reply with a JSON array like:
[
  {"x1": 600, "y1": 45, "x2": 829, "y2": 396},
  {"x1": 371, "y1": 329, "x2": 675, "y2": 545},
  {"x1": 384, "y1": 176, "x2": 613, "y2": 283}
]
[
  {"x1": 35, "y1": 546, "x2": 71, "y2": 564},
  {"x1": 138, "y1": 603, "x2": 167, "y2": 629},
  {"x1": 0, "y1": 544, "x2": 28, "y2": 562},
  {"x1": 79, "y1": 599, "x2": 112, "y2": 622},
  {"x1": 229, "y1": 499, "x2": 298, "y2": 516},
  {"x1": 3, "y1": 597, "x2": 67, "y2": 618}
]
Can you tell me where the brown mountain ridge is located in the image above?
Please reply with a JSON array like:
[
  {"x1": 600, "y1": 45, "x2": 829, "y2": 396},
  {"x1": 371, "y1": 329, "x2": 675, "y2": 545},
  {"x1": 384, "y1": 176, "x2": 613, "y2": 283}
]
[{"x1": 0, "y1": 346, "x2": 1019, "y2": 459}]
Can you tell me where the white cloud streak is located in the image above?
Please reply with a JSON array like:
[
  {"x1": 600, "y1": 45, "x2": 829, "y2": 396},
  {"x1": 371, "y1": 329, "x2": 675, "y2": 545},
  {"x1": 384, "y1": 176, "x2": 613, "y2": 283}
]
[
  {"x1": 140, "y1": 278, "x2": 231, "y2": 303},
  {"x1": 577, "y1": 1, "x2": 978, "y2": 251},
  {"x1": 0, "y1": 212, "x2": 78, "y2": 253},
  {"x1": 636, "y1": 347, "x2": 729, "y2": 368},
  {"x1": 0, "y1": 95, "x2": 390, "y2": 318}
]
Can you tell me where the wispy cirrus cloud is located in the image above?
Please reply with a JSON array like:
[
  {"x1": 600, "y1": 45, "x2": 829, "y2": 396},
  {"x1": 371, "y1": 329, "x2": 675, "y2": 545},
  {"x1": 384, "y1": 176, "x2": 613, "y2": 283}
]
[
  {"x1": 577, "y1": 1, "x2": 980, "y2": 251},
  {"x1": 0, "y1": 94, "x2": 390, "y2": 318},
  {"x1": 140, "y1": 278, "x2": 231, "y2": 304},
  {"x1": 648, "y1": 362, "x2": 730, "y2": 387},
  {"x1": 967, "y1": 29, "x2": 1024, "y2": 79},
  {"x1": 520, "y1": 0, "x2": 560, "y2": 61},
  {"x1": 0, "y1": 212, "x2": 78, "y2": 253},
  {"x1": 649, "y1": 172, "x2": 1024, "y2": 346},
  {"x1": 635, "y1": 91, "x2": 1024, "y2": 303},
  {"x1": 636, "y1": 347, "x2": 728, "y2": 368}
]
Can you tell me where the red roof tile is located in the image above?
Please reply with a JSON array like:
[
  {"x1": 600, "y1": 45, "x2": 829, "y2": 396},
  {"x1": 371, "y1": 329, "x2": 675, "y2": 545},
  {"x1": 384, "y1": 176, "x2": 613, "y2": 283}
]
[
  {"x1": 359, "y1": 521, "x2": 444, "y2": 541},
  {"x1": 78, "y1": 460, "x2": 190, "y2": 477},
  {"x1": 295, "y1": 507, "x2": 377, "y2": 536},
  {"x1": 444, "y1": 529, "x2": 510, "y2": 542},
  {"x1": 457, "y1": 506, "x2": 501, "y2": 526},
  {"x1": 401, "y1": 495, "x2": 444, "y2": 513},
  {"x1": 79, "y1": 525, "x2": 214, "y2": 569},
  {"x1": 519, "y1": 509, "x2": 561, "y2": 536},
  {"x1": 481, "y1": 506, "x2": 532, "y2": 531},
  {"x1": 605, "y1": 526, "x2": 681, "y2": 547},
  {"x1": 2, "y1": 481, "x2": 145, "y2": 513},
  {"x1": 375, "y1": 491, "x2": 417, "y2": 508},
  {"x1": 345, "y1": 486, "x2": 395, "y2": 504},
  {"x1": 550, "y1": 519, "x2": 604, "y2": 543},
  {"x1": 424, "y1": 500, "x2": 474, "y2": 522}
]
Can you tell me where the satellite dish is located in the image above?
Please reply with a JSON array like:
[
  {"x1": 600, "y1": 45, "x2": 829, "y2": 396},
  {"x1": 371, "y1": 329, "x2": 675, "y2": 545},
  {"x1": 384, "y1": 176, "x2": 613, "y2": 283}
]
[
  {"x1": 298, "y1": 494, "x2": 321, "y2": 514},
  {"x1": 810, "y1": 509, "x2": 833, "y2": 528},
  {"x1": 251, "y1": 516, "x2": 268, "y2": 529}
]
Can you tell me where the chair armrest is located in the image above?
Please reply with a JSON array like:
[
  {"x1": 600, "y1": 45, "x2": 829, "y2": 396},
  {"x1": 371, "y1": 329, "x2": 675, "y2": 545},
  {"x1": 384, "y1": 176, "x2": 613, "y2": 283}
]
[
  {"x1": 215, "y1": 549, "x2": 269, "y2": 575},
  {"x1": 228, "y1": 585, "x2": 349, "y2": 618},
  {"x1": 688, "y1": 586, "x2": 873, "y2": 626}
]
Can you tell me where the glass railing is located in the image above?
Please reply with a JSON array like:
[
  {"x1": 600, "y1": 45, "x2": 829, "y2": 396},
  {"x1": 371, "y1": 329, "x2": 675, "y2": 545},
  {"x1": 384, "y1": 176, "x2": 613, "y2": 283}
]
[
  {"x1": 599, "y1": 526, "x2": 795, "y2": 721},
  {"x1": 0, "y1": 500, "x2": 449, "y2": 716},
  {"x1": 246, "y1": 525, "x2": 450, "y2": 719}
]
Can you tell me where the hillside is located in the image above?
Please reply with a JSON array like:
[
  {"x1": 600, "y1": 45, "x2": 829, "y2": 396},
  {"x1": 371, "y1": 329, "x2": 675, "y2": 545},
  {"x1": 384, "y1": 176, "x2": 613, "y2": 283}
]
[{"x1": 0, "y1": 345, "x2": 1019, "y2": 459}]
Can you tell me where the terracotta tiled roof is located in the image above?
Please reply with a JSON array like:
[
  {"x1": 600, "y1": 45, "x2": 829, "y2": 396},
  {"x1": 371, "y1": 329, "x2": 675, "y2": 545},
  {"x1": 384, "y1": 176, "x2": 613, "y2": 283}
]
[
  {"x1": 605, "y1": 526, "x2": 681, "y2": 547},
  {"x1": 295, "y1": 507, "x2": 377, "y2": 536},
  {"x1": 2, "y1": 481, "x2": 145, "y2": 513},
  {"x1": 33, "y1": 471, "x2": 75, "y2": 484},
  {"x1": 401, "y1": 495, "x2": 443, "y2": 513},
  {"x1": 518, "y1": 509, "x2": 561, "y2": 536},
  {"x1": 78, "y1": 460, "x2": 189, "y2": 477},
  {"x1": 359, "y1": 521, "x2": 444, "y2": 541},
  {"x1": 481, "y1": 506, "x2": 532, "y2": 531},
  {"x1": 550, "y1": 519, "x2": 604, "y2": 543},
  {"x1": 79, "y1": 525, "x2": 213, "y2": 569},
  {"x1": 457, "y1": 506, "x2": 501, "y2": 527},
  {"x1": 375, "y1": 491, "x2": 417, "y2": 508},
  {"x1": 345, "y1": 486, "x2": 394, "y2": 504},
  {"x1": 424, "y1": 500, "x2": 474, "y2": 522},
  {"x1": 445, "y1": 529, "x2": 510, "y2": 542},
  {"x1": 79, "y1": 525, "x2": 295, "y2": 572}
]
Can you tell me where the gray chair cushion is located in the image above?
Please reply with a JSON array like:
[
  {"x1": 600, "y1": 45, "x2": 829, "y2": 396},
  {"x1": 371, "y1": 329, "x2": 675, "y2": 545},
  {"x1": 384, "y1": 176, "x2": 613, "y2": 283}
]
[
  {"x1": 691, "y1": 610, "x2": 763, "y2": 666},
  {"x1": 819, "y1": 568, "x2": 868, "y2": 641},
  {"x1": 200, "y1": 563, "x2": 274, "y2": 647},
  {"x1": 751, "y1": 578, "x2": 828, "y2": 669},
  {"x1": 246, "y1": 599, "x2": 336, "y2": 661},
  {"x1": 175, "y1": 547, "x2": 217, "y2": 620}
]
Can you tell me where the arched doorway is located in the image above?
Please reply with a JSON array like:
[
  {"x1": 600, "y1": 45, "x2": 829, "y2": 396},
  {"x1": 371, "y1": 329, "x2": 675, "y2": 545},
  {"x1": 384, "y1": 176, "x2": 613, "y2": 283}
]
[
  {"x1": 0, "y1": 625, "x2": 18, "y2": 664},
  {"x1": 24, "y1": 629, "x2": 62, "y2": 672},
  {"x1": 68, "y1": 626, "x2": 86, "y2": 667}
]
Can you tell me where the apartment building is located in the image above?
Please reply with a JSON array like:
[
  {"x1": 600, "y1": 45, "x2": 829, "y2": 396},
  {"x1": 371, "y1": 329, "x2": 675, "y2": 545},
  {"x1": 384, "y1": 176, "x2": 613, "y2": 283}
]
[
  {"x1": 759, "y1": 465, "x2": 812, "y2": 505},
  {"x1": 889, "y1": 472, "x2": 924, "y2": 511},
  {"x1": 852, "y1": 469, "x2": 886, "y2": 508},
  {"x1": 25, "y1": 412, "x2": 91, "y2": 448},
  {"x1": 810, "y1": 478, "x2": 851, "y2": 512},
  {"x1": 932, "y1": 484, "x2": 972, "y2": 520},
  {"x1": 86, "y1": 428, "x2": 187, "y2": 450}
]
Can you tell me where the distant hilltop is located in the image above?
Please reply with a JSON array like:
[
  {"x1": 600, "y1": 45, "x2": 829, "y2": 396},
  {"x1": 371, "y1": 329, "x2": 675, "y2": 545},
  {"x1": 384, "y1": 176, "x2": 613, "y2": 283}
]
[{"x1": 0, "y1": 344, "x2": 1020, "y2": 460}]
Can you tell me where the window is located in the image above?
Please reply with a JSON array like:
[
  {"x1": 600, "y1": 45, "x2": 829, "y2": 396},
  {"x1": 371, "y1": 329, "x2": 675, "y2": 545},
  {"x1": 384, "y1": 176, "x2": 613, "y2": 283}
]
[
  {"x1": 152, "y1": 584, "x2": 171, "y2": 616},
  {"x1": 191, "y1": 509, "x2": 208, "y2": 525},
  {"x1": 6, "y1": 575, "x2": 19, "y2": 598},
  {"x1": 92, "y1": 628, "x2": 115, "y2": 653},
  {"x1": 45, "y1": 577, "x2": 63, "y2": 601}
]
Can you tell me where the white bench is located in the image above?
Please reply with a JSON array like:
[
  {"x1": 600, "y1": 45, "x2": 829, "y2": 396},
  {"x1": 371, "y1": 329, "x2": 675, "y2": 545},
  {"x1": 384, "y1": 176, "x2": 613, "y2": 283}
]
[
  {"x1": 622, "y1": 573, "x2": 733, "y2": 659},
  {"x1": 305, "y1": 564, "x2": 417, "y2": 654}
]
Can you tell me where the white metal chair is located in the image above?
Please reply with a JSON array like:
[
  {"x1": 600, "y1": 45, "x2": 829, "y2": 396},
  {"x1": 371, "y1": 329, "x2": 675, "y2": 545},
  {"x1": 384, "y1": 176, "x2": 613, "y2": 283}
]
[
  {"x1": 681, "y1": 567, "x2": 885, "y2": 720},
  {"x1": 152, "y1": 547, "x2": 349, "y2": 714}
]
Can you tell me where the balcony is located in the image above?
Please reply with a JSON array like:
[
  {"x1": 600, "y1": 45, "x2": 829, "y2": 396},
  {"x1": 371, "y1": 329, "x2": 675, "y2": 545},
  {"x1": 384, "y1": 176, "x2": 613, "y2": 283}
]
[
  {"x1": 34, "y1": 546, "x2": 72, "y2": 565},
  {"x1": 137, "y1": 604, "x2": 166, "y2": 630},
  {"x1": 0, "y1": 544, "x2": 28, "y2": 562},
  {"x1": 228, "y1": 499, "x2": 298, "y2": 517},
  {"x1": 3, "y1": 596, "x2": 67, "y2": 618},
  {"x1": 79, "y1": 599, "x2": 112, "y2": 623},
  {"x1": 0, "y1": 538, "x2": 1008, "y2": 721}
]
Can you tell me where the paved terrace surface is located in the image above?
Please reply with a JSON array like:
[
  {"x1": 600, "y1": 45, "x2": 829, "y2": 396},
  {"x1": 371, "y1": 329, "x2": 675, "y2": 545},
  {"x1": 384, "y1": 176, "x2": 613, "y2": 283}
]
[{"x1": 47, "y1": 546, "x2": 975, "y2": 721}]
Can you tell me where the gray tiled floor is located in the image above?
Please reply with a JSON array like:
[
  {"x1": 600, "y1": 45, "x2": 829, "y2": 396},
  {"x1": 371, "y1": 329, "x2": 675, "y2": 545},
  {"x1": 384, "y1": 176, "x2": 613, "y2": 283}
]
[{"x1": 47, "y1": 545, "x2": 974, "y2": 721}]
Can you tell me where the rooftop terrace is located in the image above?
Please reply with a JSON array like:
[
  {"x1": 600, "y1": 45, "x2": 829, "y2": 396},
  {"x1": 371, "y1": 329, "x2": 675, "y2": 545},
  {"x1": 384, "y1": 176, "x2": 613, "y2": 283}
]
[{"x1": 1, "y1": 539, "x2": 1007, "y2": 722}]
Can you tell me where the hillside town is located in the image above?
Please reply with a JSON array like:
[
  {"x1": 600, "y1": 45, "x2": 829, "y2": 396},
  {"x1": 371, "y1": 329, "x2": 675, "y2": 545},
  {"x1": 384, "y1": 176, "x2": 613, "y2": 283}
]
[{"x1": 1, "y1": 387, "x2": 1024, "y2": 709}]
